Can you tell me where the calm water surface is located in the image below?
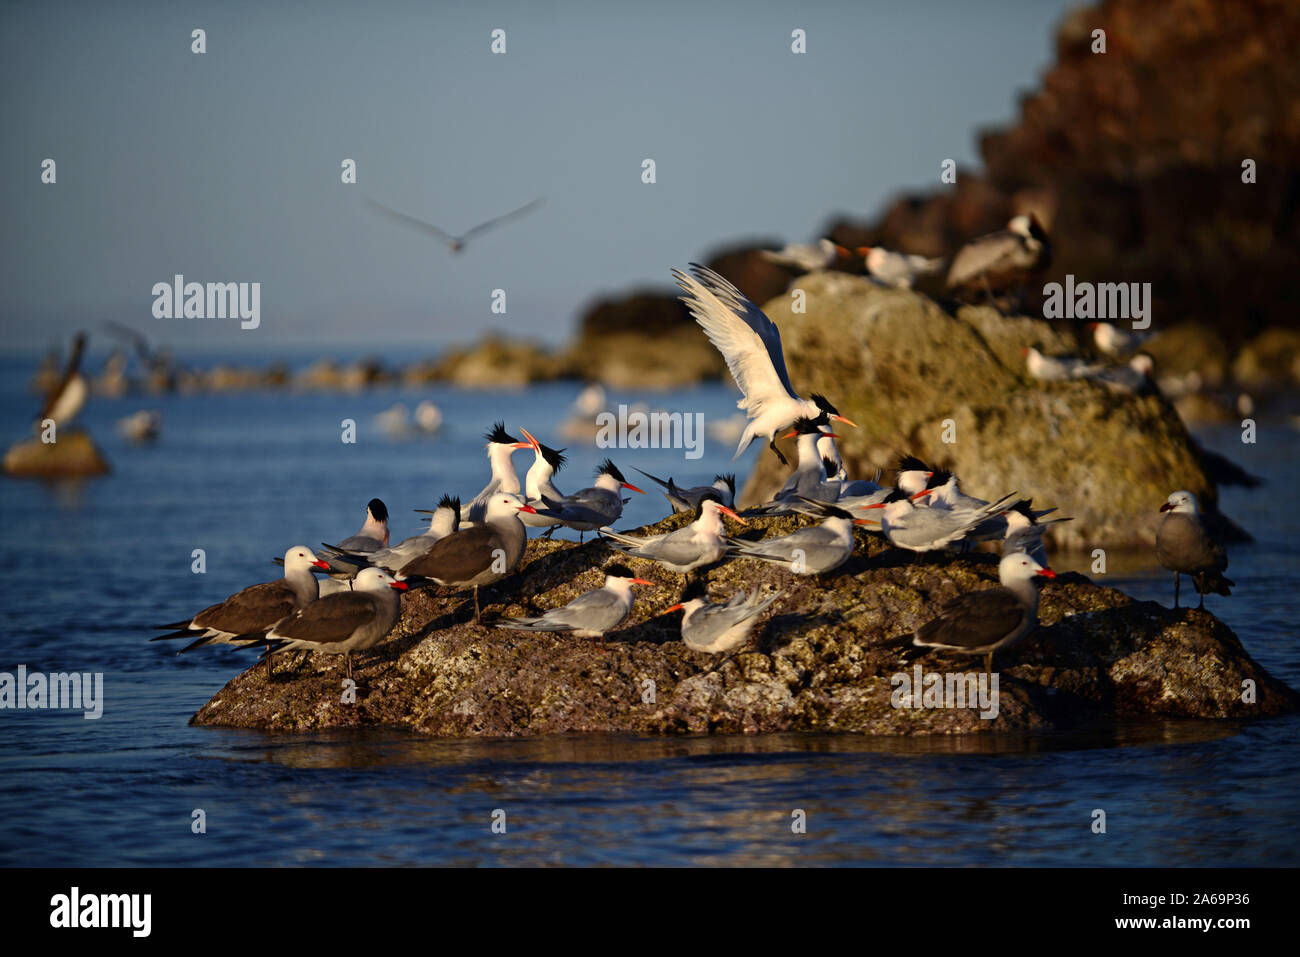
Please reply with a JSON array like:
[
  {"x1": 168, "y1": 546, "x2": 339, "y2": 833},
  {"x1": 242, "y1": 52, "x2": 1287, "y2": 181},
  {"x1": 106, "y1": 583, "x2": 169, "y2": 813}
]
[{"x1": 1, "y1": 350, "x2": 1297, "y2": 866}]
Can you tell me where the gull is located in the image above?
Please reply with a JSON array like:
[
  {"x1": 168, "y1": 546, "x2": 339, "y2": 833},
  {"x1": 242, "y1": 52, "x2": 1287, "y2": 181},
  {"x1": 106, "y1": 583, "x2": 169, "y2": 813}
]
[
  {"x1": 946, "y1": 214, "x2": 1052, "y2": 300},
  {"x1": 901, "y1": 552, "x2": 1056, "y2": 674},
  {"x1": 494, "y1": 563, "x2": 654, "y2": 639},
  {"x1": 600, "y1": 494, "x2": 746, "y2": 573},
  {"x1": 673, "y1": 263, "x2": 856, "y2": 465},
  {"x1": 365, "y1": 195, "x2": 543, "y2": 255},
  {"x1": 632, "y1": 468, "x2": 736, "y2": 514},
  {"x1": 1156, "y1": 490, "x2": 1233, "y2": 609},
  {"x1": 152, "y1": 546, "x2": 329, "y2": 674},
  {"x1": 262, "y1": 566, "x2": 408, "y2": 680},
  {"x1": 532, "y1": 459, "x2": 645, "y2": 541}
]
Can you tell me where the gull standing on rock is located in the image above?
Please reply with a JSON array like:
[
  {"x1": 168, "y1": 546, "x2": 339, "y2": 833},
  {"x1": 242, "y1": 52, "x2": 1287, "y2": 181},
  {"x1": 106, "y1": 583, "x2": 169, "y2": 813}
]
[
  {"x1": 862, "y1": 488, "x2": 1017, "y2": 556},
  {"x1": 262, "y1": 566, "x2": 408, "y2": 680},
  {"x1": 673, "y1": 262, "x2": 856, "y2": 466},
  {"x1": 946, "y1": 214, "x2": 1051, "y2": 301},
  {"x1": 1156, "y1": 490, "x2": 1233, "y2": 609},
  {"x1": 532, "y1": 459, "x2": 644, "y2": 541},
  {"x1": 663, "y1": 580, "x2": 783, "y2": 656},
  {"x1": 494, "y1": 563, "x2": 654, "y2": 639},
  {"x1": 727, "y1": 497, "x2": 861, "y2": 575},
  {"x1": 600, "y1": 493, "x2": 746, "y2": 573}
]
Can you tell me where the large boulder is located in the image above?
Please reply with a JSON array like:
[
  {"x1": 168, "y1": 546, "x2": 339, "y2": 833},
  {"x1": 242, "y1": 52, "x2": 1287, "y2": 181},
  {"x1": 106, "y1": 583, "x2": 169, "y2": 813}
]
[
  {"x1": 3, "y1": 429, "x2": 110, "y2": 478},
  {"x1": 190, "y1": 511, "x2": 1296, "y2": 736},
  {"x1": 739, "y1": 272, "x2": 1217, "y2": 548}
]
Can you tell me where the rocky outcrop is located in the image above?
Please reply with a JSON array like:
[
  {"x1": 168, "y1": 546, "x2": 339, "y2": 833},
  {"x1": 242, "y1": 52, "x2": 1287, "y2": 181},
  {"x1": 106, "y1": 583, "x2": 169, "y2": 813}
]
[
  {"x1": 191, "y1": 510, "x2": 1297, "y2": 736},
  {"x1": 3, "y1": 429, "x2": 110, "y2": 479},
  {"x1": 739, "y1": 272, "x2": 1219, "y2": 548}
]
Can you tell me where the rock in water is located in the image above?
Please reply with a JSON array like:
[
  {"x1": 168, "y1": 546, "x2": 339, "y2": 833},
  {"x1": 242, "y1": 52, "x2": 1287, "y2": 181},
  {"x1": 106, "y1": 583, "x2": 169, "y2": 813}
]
[
  {"x1": 3, "y1": 429, "x2": 110, "y2": 478},
  {"x1": 190, "y1": 515, "x2": 1298, "y2": 736},
  {"x1": 738, "y1": 273, "x2": 1216, "y2": 548}
]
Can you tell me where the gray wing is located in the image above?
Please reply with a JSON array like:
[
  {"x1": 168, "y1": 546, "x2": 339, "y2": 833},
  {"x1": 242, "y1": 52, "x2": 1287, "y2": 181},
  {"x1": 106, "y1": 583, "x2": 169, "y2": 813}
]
[
  {"x1": 365, "y1": 196, "x2": 456, "y2": 245},
  {"x1": 459, "y1": 198, "x2": 544, "y2": 241}
]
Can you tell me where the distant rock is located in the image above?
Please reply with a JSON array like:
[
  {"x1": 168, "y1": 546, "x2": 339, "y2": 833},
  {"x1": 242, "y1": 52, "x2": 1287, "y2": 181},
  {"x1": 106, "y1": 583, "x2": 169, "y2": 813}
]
[
  {"x1": 3, "y1": 429, "x2": 110, "y2": 478},
  {"x1": 738, "y1": 273, "x2": 1224, "y2": 548},
  {"x1": 191, "y1": 511, "x2": 1296, "y2": 736}
]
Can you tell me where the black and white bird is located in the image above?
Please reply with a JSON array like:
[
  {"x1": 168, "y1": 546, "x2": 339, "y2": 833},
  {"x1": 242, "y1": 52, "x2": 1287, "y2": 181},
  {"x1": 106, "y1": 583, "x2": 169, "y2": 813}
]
[
  {"x1": 727, "y1": 497, "x2": 861, "y2": 575},
  {"x1": 1088, "y1": 321, "x2": 1151, "y2": 359},
  {"x1": 600, "y1": 493, "x2": 746, "y2": 573},
  {"x1": 466, "y1": 422, "x2": 532, "y2": 523},
  {"x1": 494, "y1": 563, "x2": 654, "y2": 639},
  {"x1": 1156, "y1": 490, "x2": 1233, "y2": 609},
  {"x1": 673, "y1": 263, "x2": 856, "y2": 465},
  {"x1": 901, "y1": 552, "x2": 1056, "y2": 674},
  {"x1": 946, "y1": 214, "x2": 1051, "y2": 300},
  {"x1": 750, "y1": 416, "x2": 842, "y2": 515},
  {"x1": 632, "y1": 468, "x2": 736, "y2": 514},
  {"x1": 314, "y1": 498, "x2": 391, "y2": 583},
  {"x1": 862, "y1": 487, "x2": 1017, "y2": 555},
  {"x1": 262, "y1": 566, "x2": 408, "y2": 679},
  {"x1": 35, "y1": 332, "x2": 89, "y2": 432},
  {"x1": 1001, "y1": 499, "x2": 1073, "y2": 566},
  {"x1": 857, "y1": 246, "x2": 945, "y2": 289},
  {"x1": 517, "y1": 428, "x2": 568, "y2": 536},
  {"x1": 663, "y1": 580, "x2": 782, "y2": 655},
  {"x1": 325, "y1": 495, "x2": 461, "y2": 578},
  {"x1": 758, "y1": 238, "x2": 841, "y2": 273},
  {"x1": 365, "y1": 195, "x2": 544, "y2": 255},
  {"x1": 532, "y1": 459, "x2": 645, "y2": 541}
]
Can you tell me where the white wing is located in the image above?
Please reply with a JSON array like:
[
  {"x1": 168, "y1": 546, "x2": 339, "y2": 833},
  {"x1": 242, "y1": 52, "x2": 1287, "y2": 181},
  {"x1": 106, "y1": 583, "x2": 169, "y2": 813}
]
[{"x1": 673, "y1": 264, "x2": 800, "y2": 419}]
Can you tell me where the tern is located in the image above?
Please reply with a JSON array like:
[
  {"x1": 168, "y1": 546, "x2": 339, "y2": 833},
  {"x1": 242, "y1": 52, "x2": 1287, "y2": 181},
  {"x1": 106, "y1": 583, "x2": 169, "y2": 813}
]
[
  {"x1": 262, "y1": 566, "x2": 408, "y2": 680},
  {"x1": 1088, "y1": 321, "x2": 1151, "y2": 358},
  {"x1": 495, "y1": 563, "x2": 654, "y2": 639},
  {"x1": 1022, "y1": 347, "x2": 1097, "y2": 382},
  {"x1": 1156, "y1": 490, "x2": 1233, "y2": 609},
  {"x1": 466, "y1": 422, "x2": 532, "y2": 523},
  {"x1": 900, "y1": 552, "x2": 1056, "y2": 674},
  {"x1": 664, "y1": 580, "x2": 782, "y2": 656},
  {"x1": 727, "y1": 497, "x2": 861, "y2": 575},
  {"x1": 600, "y1": 494, "x2": 746, "y2": 573},
  {"x1": 532, "y1": 459, "x2": 645, "y2": 541},
  {"x1": 517, "y1": 428, "x2": 568, "y2": 536},
  {"x1": 632, "y1": 467, "x2": 736, "y2": 514},
  {"x1": 856, "y1": 246, "x2": 945, "y2": 289},
  {"x1": 946, "y1": 214, "x2": 1051, "y2": 300},
  {"x1": 152, "y1": 546, "x2": 329, "y2": 674},
  {"x1": 895, "y1": 455, "x2": 936, "y2": 498},
  {"x1": 758, "y1": 238, "x2": 841, "y2": 273},
  {"x1": 313, "y1": 498, "x2": 391, "y2": 581},
  {"x1": 1002, "y1": 499, "x2": 1072, "y2": 566},
  {"x1": 365, "y1": 195, "x2": 543, "y2": 255},
  {"x1": 863, "y1": 488, "x2": 1017, "y2": 555},
  {"x1": 750, "y1": 417, "x2": 842, "y2": 515},
  {"x1": 400, "y1": 491, "x2": 533, "y2": 620},
  {"x1": 673, "y1": 262, "x2": 856, "y2": 465},
  {"x1": 325, "y1": 495, "x2": 462, "y2": 577},
  {"x1": 35, "y1": 332, "x2": 88, "y2": 431}
]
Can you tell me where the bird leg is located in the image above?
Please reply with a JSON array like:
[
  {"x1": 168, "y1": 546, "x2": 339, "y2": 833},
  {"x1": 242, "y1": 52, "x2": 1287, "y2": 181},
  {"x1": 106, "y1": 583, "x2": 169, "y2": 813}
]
[
  {"x1": 984, "y1": 652, "x2": 993, "y2": 677},
  {"x1": 265, "y1": 645, "x2": 274, "y2": 679},
  {"x1": 768, "y1": 438, "x2": 789, "y2": 467},
  {"x1": 1173, "y1": 572, "x2": 1180, "y2": 609},
  {"x1": 542, "y1": 526, "x2": 557, "y2": 540},
  {"x1": 345, "y1": 652, "x2": 353, "y2": 681},
  {"x1": 474, "y1": 585, "x2": 482, "y2": 622}
]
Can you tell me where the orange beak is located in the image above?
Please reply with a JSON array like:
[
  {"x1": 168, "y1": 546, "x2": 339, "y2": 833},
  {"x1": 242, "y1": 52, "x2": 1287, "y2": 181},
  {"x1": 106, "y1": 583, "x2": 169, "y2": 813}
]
[
  {"x1": 718, "y1": 505, "x2": 747, "y2": 525},
  {"x1": 312, "y1": 559, "x2": 331, "y2": 570},
  {"x1": 662, "y1": 603, "x2": 684, "y2": 614},
  {"x1": 517, "y1": 504, "x2": 538, "y2": 514},
  {"x1": 856, "y1": 246, "x2": 872, "y2": 257},
  {"x1": 622, "y1": 482, "x2": 646, "y2": 494},
  {"x1": 629, "y1": 578, "x2": 655, "y2": 587},
  {"x1": 911, "y1": 488, "x2": 932, "y2": 500},
  {"x1": 519, "y1": 427, "x2": 542, "y2": 452},
  {"x1": 830, "y1": 414, "x2": 857, "y2": 428},
  {"x1": 390, "y1": 581, "x2": 409, "y2": 591},
  {"x1": 1036, "y1": 568, "x2": 1057, "y2": 579}
]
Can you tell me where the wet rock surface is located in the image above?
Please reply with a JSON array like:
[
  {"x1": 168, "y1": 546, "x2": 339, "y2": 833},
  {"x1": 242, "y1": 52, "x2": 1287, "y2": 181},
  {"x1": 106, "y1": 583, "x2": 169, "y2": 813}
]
[{"x1": 192, "y1": 510, "x2": 1297, "y2": 737}]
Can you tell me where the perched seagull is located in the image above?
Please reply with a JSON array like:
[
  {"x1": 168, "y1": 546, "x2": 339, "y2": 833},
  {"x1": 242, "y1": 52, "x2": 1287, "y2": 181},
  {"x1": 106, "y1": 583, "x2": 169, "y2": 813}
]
[
  {"x1": 533, "y1": 459, "x2": 645, "y2": 541},
  {"x1": 262, "y1": 566, "x2": 408, "y2": 680},
  {"x1": 759, "y1": 238, "x2": 841, "y2": 273},
  {"x1": 400, "y1": 491, "x2": 533, "y2": 620},
  {"x1": 326, "y1": 495, "x2": 462, "y2": 577},
  {"x1": 467, "y1": 422, "x2": 532, "y2": 523},
  {"x1": 901, "y1": 552, "x2": 1056, "y2": 674},
  {"x1": 1156, "y1": 490, "x2": 1233, "y2": 609},
  {"x1": 1002, "y1": 499, "x2": 1072, "y2": 566},
  {"x1": 365, "y1": 195, "x2": 543, "y2": 255},
  {"x1": 35, "y1": 332, "x2": 88, "y2": 431},
  {"x1": 632, "y1": 468, "x2": 736, "y2": 514},
  {"x1": 727, "y1": 497, "x2": 861, "y2": 575},
  {"x1": 1088, "y1": 321, "x2": 1151, "y2": 358},
  {"x1": 946, "y1": 214, "x2": 1051, "y2": 300},
  {"x1": 517, "y1": 428, "x2": 568, "y2": 536},
  {"x1": 856, "y1": 246, "x2": 945, "y2": 289},
  {"x1": 152, "y1": 546, "x2": 329, "y2": 674},
  {"x1": 601, "y1": 494, "x2": 746, "y2": 573},
  {"x1": 664, "y1": 580, "x2": 782, "y2": 656},
  {"x1": 1022, "y1": 346, "x2": 1096, "y2": 382},
  {"x1": 673, "y1": 263, "x2": 856, "y2": 465},
  {"x1": 495, "y1": 563, "x2": 654, "y2": 639},
  {"x1": 1075, "y1": 353, "x2": 1158, "y2": 395},
  {"x1": 750, "y1": 416, "x2": 842, "y2": 515},
  {"x1": 863, "y1": 488, "x2": 1017, "y2": 555}
]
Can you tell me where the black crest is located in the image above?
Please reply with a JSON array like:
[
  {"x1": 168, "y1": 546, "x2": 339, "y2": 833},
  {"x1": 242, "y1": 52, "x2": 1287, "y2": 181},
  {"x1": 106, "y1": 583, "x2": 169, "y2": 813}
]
[
  {"x1": 810, "y1": 393, "x2": 840, "y2": 417},
  {"x1": 927, "y1": 468, "x2": 952, "y2": 488},
  {"x1": 484, "y1": 421, "x2": 518, "y2": 445},
  {"x1": 604, "y1": 562, "x2": 635, "y2": 579},
  {"x1": 678, "y1": 579, "x2": 709, "y2": 603},
  {"x1": 366, "y1": 498, "x2": 388, "y2": 521},
  {"x1": 596, "y1": 458, "x2": 626, "y2": 483},
  {"x1": 714, "y1": 474, "x2": 737, "y2": 496},
  {"x1": 540, "y1": 442, "x2": 567, "y2": 472},
  {"x1": 896, "y1": 454, "x2": 931, "y2": 474}
]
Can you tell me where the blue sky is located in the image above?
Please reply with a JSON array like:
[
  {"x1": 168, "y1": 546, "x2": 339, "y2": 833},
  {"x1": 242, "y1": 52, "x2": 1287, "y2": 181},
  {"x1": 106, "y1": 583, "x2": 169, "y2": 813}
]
[{"x1": 1, "y1": 0, "x2": 1077, "y2": 352}]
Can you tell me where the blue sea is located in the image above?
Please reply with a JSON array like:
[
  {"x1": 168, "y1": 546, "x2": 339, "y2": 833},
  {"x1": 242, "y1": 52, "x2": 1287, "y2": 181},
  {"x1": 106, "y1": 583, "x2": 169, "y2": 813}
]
[{"x1": 1, "y1": 348, "x2": 1297, "y2": 866}]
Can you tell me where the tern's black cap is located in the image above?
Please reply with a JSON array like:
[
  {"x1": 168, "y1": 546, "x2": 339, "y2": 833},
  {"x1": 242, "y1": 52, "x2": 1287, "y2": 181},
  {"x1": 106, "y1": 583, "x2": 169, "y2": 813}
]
[{"x1": 367, "y1": 498, "x2": 388, "y2": 521}]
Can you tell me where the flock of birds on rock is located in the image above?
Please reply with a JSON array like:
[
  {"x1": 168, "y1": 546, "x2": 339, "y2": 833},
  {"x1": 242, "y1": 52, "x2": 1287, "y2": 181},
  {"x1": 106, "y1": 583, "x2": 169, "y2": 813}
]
[{"x1": 150, "y1": 244, "x2": 1235, "y2": 683}]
